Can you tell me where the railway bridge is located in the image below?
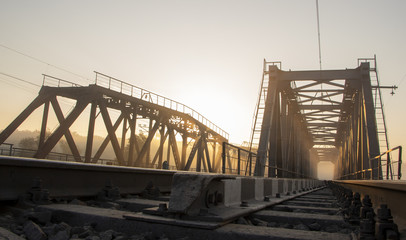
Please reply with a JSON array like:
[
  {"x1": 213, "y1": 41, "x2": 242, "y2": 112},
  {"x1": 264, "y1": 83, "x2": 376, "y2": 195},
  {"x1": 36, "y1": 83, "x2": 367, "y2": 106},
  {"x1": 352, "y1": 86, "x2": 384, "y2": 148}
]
[{"x1": 0, "y1": 57, "x2": 404, "y2": 239}]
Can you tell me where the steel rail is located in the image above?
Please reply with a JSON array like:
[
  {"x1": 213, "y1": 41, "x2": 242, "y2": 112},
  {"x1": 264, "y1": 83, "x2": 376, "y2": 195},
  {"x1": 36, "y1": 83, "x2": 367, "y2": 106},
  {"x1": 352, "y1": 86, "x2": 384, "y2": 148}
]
[
  {"x1": 334, "y1": 179, "x2": 406, "y2": 234},
  {"x1": 0, "y1": 156, "x2": 175, "y2": 201}
]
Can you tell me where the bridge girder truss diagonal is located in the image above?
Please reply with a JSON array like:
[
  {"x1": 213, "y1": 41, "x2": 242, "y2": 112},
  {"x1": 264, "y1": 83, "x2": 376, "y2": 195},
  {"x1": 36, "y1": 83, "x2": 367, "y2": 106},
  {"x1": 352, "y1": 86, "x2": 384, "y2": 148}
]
[
  {"x1": 0, "y1": 74, "x2": 228, "y2": 173},
  {"x1": 253, "y1": 62, "x2": 382, "y2": 179}
]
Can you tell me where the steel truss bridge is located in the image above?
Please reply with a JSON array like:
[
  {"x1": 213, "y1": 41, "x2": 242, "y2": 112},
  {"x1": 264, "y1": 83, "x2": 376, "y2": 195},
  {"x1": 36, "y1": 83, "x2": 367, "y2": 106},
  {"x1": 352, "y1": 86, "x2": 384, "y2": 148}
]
[
  {"x1": 249, "y1": 57, "x2": 401, "y2": 180},
  {"x1": 0, "y1": 72, "x2": 228, "y2": 172},
  {"x1": 0, "y1": 57, "x2": 401, "y2": 180}
]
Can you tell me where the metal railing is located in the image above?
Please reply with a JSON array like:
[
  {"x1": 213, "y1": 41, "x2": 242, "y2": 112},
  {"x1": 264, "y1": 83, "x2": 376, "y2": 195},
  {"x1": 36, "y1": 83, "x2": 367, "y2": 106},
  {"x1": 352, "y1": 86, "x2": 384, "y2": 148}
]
[
  {"x1": 42, "y1": 74, "x2": 82, "y2": 87},
  {"x1": 338, "y1": 146, "x2": 402, "y2": 180},
  {"x1": 0, "y1": 143, "x2": 13, "y2": 156},
  {"x1": 1, "y1": 144, "x2": 217, "y2": 172},
  {"x1": 94, "y1": 71, "x2": 229, "y2": 140},
  {"x1": 0, "y1": 144, "x2": 115, "y2": 165},
  {"x1": 222, "y1": 142, "x2": 256, "y2": 176},
  {"x1": 222, "y1": 142, "x2": 313, "y2": 178}
]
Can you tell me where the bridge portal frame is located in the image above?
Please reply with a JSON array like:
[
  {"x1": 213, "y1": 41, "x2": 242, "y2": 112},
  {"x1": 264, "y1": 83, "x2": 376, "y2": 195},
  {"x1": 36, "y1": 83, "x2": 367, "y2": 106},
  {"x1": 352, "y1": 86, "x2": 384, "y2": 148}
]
[{"x1": 254, "y1": 62, "x2": 381, "y2": 179}]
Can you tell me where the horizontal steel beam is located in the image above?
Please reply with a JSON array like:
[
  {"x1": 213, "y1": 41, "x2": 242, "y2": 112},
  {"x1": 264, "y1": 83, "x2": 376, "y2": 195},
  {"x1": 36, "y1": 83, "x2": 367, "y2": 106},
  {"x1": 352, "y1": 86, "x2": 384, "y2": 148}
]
[
  {"x1": 271, "y1": 68, "x2": 361, "y2": 81},
  {"x1": 307, "y1": 123, "x2": 338, "y2": 127},
  {"x1": 294, "y1": 89, "x2": 345, "y2": 93},
  {"x1": 300, "y1": 105, "x2": 341, "y2": 110},
  {"x1": 313, "y1": 141, "x2": 336, "y2": 145}
]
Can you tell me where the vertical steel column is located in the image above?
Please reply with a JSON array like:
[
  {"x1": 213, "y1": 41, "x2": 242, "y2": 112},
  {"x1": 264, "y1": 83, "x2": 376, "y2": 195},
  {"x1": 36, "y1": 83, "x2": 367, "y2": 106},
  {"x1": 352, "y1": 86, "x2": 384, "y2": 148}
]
[
  {"x1": 255, "y1": 65, "x2": 279, "y2": 177},
  {"x1": 268, "y1": 88, "x2": 281, "y2": 177},
  {"x1": 212, "y1": 141, "x2": 217, "y2": 172},
  {"x1": 181, "y1": 135, "x2": 188, "y2": 169},
  {"x1": 127, "y1": 109, "x2": 137, "y2": 166},
  {"x1": 280, "y1": 93, "x2": 288, "y2": 176},
  {"x1": 121, "y1": 115, "x2": 127, "y2": 155},
  {"x1": 158, "y1": 125, "x2": 166, "y2": 168},
  {"x1": 237, "y1": 148, "x2": 241, "y2": 175},
  {"x1": 203, "y1": 138, "x2": 212, "y2": 172},
  {"x1": 222, "y1": 142, "x2": 226, "y2": 174},
  {"x1": 146, "y1": 119, "x2": 153, "y2": 167},
  {"x1": 38, "y1": 101, "x2": 50, "y2": 149},
  {"x1": 85, "y1": 102, "x2": 97, "y2": 163},
  {"x1": 288, "y1": 107, "x2": 296, "y2": 178},
  {"x1": 360, "y1": 62, "x2": 381, "y2": 179},
  {"x1": 169, "y1": 129, "x2": 181, "y2": 169}
]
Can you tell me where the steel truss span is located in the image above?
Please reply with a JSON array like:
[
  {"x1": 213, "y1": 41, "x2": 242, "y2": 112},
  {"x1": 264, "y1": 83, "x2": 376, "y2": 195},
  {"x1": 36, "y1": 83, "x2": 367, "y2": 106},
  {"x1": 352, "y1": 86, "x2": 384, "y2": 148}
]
[
  {"x1": 251, "y1": 60, "x2": 397, "y2": 180},
  {"x1": 0, "y1": 73, "x2": 228, "y2": 172}
]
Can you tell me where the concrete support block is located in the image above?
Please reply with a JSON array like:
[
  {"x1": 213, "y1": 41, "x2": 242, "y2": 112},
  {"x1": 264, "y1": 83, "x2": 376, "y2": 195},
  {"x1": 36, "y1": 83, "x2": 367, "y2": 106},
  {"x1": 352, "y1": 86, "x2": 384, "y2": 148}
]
[
  {"x1": 305, "y1": 179, "x2": 312, "y2": 189},
  {"x1": 240, "y1": 177, "x2": 255, "y2": 201},
  {"x1": 222, "y1": 178, "x2": 241, "y2": 207},
  {"x1": 254, "y1": 178, "x2": 264, "y2": 200},
  {"x1": 300, "y1": 179, "x2": 305, "y2": 190},
  {"x1": 292, "y1": 179, "x2": 298, "y2": 192},
  {"x1": 296, "y1": 179, "x2": 302, "y2": 191},
  {"x1": 302, "y1": 180, "x2": 307, "y2": 189},
  {"x1": 287, "y1": 179, "x2": 293, "y2": 193},
  {"x1": 263, "y1": 178, "x2": 276, "y2": 197},
  {"x1": 277, "y1": 179, "x2": 288, "y2": 195},
  {"x1": 273, "y1": 179, "x2": 278, "y2": 196}
]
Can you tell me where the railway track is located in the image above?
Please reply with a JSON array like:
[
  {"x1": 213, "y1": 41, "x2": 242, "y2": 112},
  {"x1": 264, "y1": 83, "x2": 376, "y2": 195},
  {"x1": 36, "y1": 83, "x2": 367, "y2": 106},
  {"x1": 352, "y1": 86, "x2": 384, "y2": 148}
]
[{"x1": 0, "y1": 156, "x2": 403, "y2": 239}]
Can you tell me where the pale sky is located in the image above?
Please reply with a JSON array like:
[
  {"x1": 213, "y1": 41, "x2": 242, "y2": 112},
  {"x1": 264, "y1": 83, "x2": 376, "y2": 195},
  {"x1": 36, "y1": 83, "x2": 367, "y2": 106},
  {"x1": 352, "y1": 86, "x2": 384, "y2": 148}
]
[{"x1": 1, "y1": 1, "x2": 406, "y2": 178}]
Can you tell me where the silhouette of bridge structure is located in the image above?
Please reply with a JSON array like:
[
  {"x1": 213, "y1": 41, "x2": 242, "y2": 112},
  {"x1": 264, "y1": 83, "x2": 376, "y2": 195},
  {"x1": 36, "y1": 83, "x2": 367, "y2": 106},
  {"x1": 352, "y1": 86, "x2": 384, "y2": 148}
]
[
  {"x1": 0, "y1": 72, "x2": 228, "y2": 172},
  {"x1": 0, "y1": 57, "x2": 401, "y2": 180}
]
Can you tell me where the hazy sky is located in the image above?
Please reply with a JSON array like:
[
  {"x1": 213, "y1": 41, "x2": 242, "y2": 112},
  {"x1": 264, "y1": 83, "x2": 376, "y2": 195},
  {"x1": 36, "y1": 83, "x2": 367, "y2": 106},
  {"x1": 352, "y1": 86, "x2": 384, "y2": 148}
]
[{"x1": 1, "y1": 1, "x2": 406, "y2": 178}]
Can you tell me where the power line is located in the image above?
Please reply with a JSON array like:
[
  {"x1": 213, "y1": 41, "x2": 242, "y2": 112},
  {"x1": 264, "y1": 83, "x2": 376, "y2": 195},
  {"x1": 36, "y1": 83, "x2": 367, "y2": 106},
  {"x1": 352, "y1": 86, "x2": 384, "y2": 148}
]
[
  {"x1": 397, "y1": 73, "x2": 406, "y2": 87},
  {"x1": 0, "y1": 76, "x2": 37, "y2": 94},
  {"x1": 0, "y1": 72, "x2": 41, "y2": 87},
  {"x1": 316, "y1": 0, "x2": 322, "y2": 71},
  {"x1": 0, "y1": 43, "x2": 91, "y2": 83}
]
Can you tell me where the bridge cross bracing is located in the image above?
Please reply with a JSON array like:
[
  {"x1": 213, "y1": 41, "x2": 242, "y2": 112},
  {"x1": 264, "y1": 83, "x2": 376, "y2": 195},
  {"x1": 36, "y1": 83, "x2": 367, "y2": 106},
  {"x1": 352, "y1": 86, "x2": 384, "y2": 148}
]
[
  {"x1": 0, "y1": 72, "x2": 228, "y2": 172},
  {"x1": 251, "y1": 61, "x2": 386, "y2": 180}
]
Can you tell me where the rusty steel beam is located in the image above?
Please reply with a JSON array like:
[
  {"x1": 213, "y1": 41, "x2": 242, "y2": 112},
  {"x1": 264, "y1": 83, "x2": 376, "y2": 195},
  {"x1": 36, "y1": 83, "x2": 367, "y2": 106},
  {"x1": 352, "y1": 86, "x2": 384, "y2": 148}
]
[
  {"x1": 99, "y1": 101, "x2": 126, "y2": 165},
  {"x1": 0, "y1": 93, "x2": 49, "y2": 145},
  {"x1": 50, "y1": 97, "x2": 82, "y2": 162},
  {"x1": 34, "y1": 100, "x2": 88, "y2": 159},
  {"x1": 91, "y1": 113, "x2": 125, "y2": 163}
]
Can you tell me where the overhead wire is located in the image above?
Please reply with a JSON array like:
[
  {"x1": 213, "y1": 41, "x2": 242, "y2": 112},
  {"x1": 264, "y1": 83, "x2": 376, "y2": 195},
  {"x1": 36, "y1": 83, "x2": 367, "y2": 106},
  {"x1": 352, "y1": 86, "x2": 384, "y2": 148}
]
[
  {"x1": 0, "y1": 76, "x2": 37, "y2": 94},
  {"x1": 0, "y1": 43, "x2": 92, "y2": 84},
  {"x1": 316, "y1": 0, "x2": 322, "y2": 71},
  {"x1": 0, "y1": 72, "x2": 41, "y2": 88},
  {"x1": 397, "y1": 73, "x2": 406, "y2": 87},
  {"x1": 315, "y1": 0, "x2": 335, "y2": 107}
]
